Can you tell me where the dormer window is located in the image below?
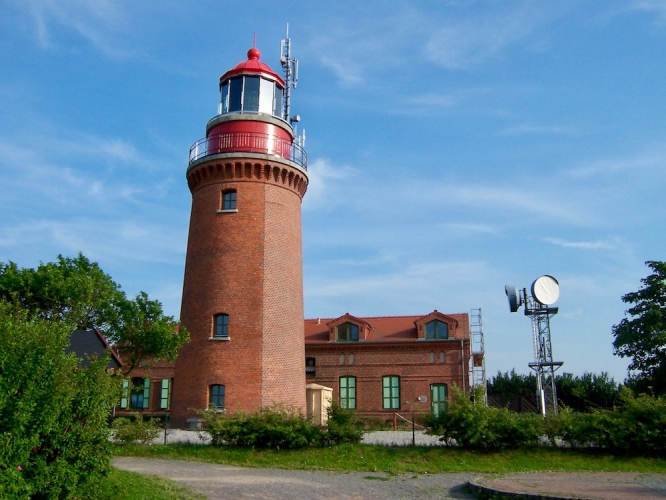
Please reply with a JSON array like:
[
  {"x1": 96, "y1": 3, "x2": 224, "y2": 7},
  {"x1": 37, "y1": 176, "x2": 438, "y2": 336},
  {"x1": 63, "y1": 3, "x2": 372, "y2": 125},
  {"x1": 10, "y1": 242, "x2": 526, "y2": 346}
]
[
  {"x1": 425, "y1": 320, "x2": 448, "y2": 340},
  {"x1": 337, "y1": 322, "x2": 359, "y2": 342}
]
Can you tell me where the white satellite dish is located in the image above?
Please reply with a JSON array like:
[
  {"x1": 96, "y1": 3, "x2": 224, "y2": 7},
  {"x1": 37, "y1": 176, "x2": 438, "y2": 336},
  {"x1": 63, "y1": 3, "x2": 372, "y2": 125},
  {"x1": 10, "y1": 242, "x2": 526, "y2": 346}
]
[{"x1": 531, "y1": 275, "x2": 560, "y2": 305}]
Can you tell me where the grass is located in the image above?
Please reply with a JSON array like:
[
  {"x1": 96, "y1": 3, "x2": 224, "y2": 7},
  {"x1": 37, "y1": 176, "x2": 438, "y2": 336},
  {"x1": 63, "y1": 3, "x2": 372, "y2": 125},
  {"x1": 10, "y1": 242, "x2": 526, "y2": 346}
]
[
  {"x1": 114, "y1": 443, "x2": 666, "y2": 475},
  {"x1": 97, "y1": 469, "x2": 205, "y2": 500}
]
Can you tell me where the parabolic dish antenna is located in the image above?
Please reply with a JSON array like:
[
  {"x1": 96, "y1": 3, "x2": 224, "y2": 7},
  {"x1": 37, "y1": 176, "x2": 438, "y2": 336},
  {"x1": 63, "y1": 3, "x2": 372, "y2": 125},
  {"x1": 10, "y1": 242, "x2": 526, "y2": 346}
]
[
  {"x1": 505, "y1": 285, "x2": 523, "y2": 312},
  {"x1": 531, "y1": 275, "x2": 560, "y2": 305}
]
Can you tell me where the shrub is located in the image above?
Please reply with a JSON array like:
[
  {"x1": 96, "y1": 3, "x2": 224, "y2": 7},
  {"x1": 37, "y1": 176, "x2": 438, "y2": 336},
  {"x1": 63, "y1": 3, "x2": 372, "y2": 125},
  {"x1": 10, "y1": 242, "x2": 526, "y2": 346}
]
[
  {"x1": 202, "y1": 405, "x2": 324, "y2": 449},
  {"x1": 325, "y1": 403, "x2": 364, "y2": 445},
  {"x1": 0, "y1": 303, "x2": 120, "y2": 499},
  {"x1": 112, "y1": 412, "x2": 162, "y2": 445},
  {"x1": 426, "y1": 386, "x2": 544, "y2": 449}
]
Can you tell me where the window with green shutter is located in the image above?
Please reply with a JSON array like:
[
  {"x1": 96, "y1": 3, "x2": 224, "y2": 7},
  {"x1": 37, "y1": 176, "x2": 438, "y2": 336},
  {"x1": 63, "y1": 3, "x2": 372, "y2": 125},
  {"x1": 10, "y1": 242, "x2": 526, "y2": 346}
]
[
  {"x1": 382, "y1": 375, "x2": 400, "y2": 410},
  {"x1": 160, "y1": 378, "x2": 171, "y2": 410},
  {"x1": 120, "y1": 379, "x2": 129, "y2": 409},
  {"x1": 339, "y1": 376, "x2": 356, "y2": 409}
]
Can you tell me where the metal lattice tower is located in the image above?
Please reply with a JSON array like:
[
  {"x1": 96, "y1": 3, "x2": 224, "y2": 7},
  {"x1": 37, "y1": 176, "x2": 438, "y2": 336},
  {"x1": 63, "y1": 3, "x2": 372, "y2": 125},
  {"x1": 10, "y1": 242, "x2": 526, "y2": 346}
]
[
  {"x1": 470, "y1": 308, "x2": 487, "y2": 404},
  {"x1": 524, "y1": 295, "x2": 562, "y2": 415}
]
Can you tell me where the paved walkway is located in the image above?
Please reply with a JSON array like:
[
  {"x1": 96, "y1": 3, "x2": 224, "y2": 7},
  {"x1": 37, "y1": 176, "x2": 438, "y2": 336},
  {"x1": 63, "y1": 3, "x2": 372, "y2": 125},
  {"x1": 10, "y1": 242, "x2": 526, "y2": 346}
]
[
  {"x1": 114, "y1": 457, "x2": 666, "y2": 499},
  {"x1": 471, "y1": 472, "x2": 666, "y2": 499},
  {"x1": 113, "y1": 457, "x2": 475, "y2": 499}
]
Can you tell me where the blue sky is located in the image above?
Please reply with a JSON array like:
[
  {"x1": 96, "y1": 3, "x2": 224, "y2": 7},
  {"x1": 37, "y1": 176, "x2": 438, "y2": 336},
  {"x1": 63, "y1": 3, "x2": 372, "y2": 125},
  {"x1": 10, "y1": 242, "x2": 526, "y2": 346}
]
[{"x1": 1, "y1": 1, "x2": 665, "y2": 383}]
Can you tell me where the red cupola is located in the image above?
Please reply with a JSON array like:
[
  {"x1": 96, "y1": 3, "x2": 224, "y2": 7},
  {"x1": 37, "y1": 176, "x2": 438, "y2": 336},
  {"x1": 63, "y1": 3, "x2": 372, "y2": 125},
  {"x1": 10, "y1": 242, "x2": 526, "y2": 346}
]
[{"x1": 187, "y1": 47, "x2": 305, "y2": 172}]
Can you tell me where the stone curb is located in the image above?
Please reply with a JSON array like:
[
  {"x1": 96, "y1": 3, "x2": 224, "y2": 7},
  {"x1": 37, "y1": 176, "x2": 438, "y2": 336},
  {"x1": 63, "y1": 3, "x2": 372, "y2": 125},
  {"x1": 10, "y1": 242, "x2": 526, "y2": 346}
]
[{"x1": 467, "y1": 479, "x2": 583, "y2": 500}]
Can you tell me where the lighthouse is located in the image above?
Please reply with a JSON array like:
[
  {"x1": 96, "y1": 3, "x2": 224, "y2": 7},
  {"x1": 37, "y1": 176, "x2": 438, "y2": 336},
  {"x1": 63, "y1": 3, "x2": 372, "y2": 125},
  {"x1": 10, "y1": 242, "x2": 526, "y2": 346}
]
[{"x1": 171, "y1": 39, "x2": 308, "y2": 426}]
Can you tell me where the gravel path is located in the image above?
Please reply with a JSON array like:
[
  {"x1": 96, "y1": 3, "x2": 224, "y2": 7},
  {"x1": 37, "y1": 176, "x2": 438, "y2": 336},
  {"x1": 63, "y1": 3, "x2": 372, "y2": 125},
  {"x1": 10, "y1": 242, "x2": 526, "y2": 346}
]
[{"x1": 113, "y1": 457, "x2": 476, "y2": 500}]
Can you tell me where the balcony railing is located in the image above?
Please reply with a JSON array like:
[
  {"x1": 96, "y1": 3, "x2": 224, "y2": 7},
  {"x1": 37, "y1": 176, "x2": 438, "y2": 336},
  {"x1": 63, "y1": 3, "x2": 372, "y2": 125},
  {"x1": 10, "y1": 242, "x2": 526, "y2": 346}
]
[{"x1": 189, "y1": 132, "x2": 307, "y2": 170}]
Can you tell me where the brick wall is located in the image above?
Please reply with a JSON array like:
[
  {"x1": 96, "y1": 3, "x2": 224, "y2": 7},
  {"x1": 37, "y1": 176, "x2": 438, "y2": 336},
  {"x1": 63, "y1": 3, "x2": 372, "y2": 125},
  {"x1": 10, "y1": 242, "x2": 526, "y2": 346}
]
[
  {"x1": 171, "y1": 158, "x2": 307, "y2": 426},
  {"x1": 305, "y1": 340, "x2": 470, "y2": 419}
]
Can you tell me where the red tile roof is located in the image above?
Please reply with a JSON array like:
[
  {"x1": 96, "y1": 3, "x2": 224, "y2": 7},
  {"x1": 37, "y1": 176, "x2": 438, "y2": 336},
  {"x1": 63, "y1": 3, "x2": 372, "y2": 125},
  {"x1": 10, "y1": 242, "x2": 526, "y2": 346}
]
[{"x1": 305, "y1": 312, "x2": 469, "y2": 343}]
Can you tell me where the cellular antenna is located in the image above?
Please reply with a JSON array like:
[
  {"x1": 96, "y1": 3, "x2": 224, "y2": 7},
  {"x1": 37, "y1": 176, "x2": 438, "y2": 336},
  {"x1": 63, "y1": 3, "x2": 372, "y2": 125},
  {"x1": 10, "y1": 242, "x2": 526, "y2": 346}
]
[{"x1": 280, "y1": 23, "x2": 299, "y2": 123}]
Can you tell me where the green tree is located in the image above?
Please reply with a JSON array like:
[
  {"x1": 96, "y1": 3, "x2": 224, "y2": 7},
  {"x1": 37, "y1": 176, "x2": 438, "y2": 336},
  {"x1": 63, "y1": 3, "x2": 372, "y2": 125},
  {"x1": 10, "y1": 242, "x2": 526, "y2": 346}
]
[
  {"x1": 555, "y1": 372, "x2": 620, "y2": 412},
  {"x1": 0, "y1": 254, "x2": 189, "y2": 373},
  {"x1": 612, "y1": 261, "x2": 666, "y2": 395},
  {"x1": 487, "y1": 369, "x2": 537, "y2": 397},
  {"x1": 0, "y1": 302, "x2": 119, "y2": 498}
]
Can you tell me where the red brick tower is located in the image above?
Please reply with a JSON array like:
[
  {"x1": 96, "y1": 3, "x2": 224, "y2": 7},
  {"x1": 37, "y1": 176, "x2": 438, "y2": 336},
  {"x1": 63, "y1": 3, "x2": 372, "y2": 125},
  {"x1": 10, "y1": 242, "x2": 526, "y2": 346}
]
[{"x1": 171, "y1": 44, "x2": 308, "y2": 426}]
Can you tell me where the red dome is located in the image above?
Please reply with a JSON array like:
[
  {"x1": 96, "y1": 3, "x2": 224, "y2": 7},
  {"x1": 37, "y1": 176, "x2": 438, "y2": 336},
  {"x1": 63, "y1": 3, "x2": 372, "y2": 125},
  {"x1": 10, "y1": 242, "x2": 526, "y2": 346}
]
[{"x1": 220, "y1": 47, "x2": 284, "y2": 86}]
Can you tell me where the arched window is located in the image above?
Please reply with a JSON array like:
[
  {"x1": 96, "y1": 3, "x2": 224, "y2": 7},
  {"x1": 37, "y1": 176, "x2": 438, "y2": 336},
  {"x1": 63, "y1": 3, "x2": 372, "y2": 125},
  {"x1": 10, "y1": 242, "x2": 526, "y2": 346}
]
[
  {"x1": 339, "y1": 376, "x2": 357, "y2": 409},
  {"x1": 337, "y1": 322, "x2": 359, "y2": 342},
  {"x1": 214, "y1": 314, "x2": 229, "y2": 338},
  {"x1": 209, "y1": 384, "x2": 225, "y2": 410},
  {"x1": 425, "y1": 320, "x2": 448, "y2": 339}
]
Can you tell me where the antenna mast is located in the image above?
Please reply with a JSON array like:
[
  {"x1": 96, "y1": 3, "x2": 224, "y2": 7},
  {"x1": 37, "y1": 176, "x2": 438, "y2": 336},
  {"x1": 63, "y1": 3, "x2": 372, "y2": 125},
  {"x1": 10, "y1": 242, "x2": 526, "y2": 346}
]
[{"x1": 280, "y1": 23, "x2": 299, "y2": 122}]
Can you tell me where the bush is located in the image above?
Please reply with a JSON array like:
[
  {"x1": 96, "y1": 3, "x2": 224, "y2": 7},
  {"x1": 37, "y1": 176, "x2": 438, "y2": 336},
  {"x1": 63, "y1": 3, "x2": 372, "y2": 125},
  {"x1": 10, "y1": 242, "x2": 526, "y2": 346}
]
[
  {"x1": 202, "y1": 405, "x2": 324, "y2": 449},
  {"x1": 112, "y1": 412, "x2": 162, "y2": 445},
  {"x1": 426, "y1": 386, "x2": 545, "y2": 449},
  {"x1": 325, "y1": 403, "x2": 364, "y2": 445},
  {"x1": 553, "y1": 389, "x2": 666, "y2": 452},
  {"x1": 429, "y1": 385, "x2": 666, "y2": 452},
  {"x1": 0, "y1": 303, "x2": 120, "y2": 499}
]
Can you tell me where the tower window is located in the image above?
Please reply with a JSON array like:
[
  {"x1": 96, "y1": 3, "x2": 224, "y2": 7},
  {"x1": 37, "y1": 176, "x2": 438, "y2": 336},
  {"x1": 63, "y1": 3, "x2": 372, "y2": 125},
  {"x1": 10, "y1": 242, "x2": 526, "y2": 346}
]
[
  {"x1": 214, "y1": 314, "x2": 229, "y2": 338},
  {"x1": 425, "y1": 320, "x2": 448, "y2": 340},
  {"x1": 222, "y1": 190, "x2": 237, "y2": 210},
  {"x1": 209, "y1": 384, "x2": 225, "y2": 410},
  {"x1": 337, "y1": 322, "x2": 359, "y2": 342}
]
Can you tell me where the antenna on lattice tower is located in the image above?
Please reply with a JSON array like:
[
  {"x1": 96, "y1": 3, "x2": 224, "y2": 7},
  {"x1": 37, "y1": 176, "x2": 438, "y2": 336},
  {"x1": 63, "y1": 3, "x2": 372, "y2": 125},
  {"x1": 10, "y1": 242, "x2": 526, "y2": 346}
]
[
  {"x1": 505, "y1": 276, "x2": 564, "y2": 416},
  {"x1": 280, "y1": 23, "x2": 299, "y2": 123}
]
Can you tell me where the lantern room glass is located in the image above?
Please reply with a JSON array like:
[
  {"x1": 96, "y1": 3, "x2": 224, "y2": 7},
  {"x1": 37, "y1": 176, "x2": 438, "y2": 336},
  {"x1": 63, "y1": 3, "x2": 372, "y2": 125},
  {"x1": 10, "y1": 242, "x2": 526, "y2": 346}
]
[{"x1": 219, "y1": 76, "x2": 282, "y2": 118}]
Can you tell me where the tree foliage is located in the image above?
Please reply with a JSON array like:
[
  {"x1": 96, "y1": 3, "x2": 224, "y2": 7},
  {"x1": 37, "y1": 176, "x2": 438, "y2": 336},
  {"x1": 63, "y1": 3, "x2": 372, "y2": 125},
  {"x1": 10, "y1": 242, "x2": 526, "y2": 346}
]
[
  {"x1": 0, "y1": 254, "x2": 189, "y2": 373},
  {"x1": 612, "y1": 260, "x2": 666, "y2": 395},
  {"x1": 487, "y1": 370, "x2": 621, "y2": 412},
  {"x1": 0, "y1": 302, "x2": 119, "y2": 498}
]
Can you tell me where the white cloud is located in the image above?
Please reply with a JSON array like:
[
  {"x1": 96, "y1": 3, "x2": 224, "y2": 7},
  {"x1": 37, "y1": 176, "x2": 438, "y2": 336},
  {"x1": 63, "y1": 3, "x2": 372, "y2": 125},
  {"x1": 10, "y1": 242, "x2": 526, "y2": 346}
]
[
  {"x1": 424, "y1": 4, "x2": 557, "y2": 70},
  {"x1": 436, "y1": 222, "x2": 501, "y2": 236},
  {"x1": 302, "y1": 158, "x2": 356, "y2": 210},
  {"x1": 544, "y1": 238, "x2": 616, "y2": 251},
  {"x1": 11, "y1": 0, "x2": 136, "y2": 58},
  {"x1": 498, "y1": 123, "x2": 580, "y2": 136},
  {"x1": 567, "y1": 148, "x2": 666, "y2": 179}
]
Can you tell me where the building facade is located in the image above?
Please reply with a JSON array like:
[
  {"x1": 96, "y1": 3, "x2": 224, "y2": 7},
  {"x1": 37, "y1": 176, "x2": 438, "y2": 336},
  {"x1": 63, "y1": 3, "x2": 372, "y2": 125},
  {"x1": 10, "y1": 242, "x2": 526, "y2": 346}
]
[
  {"x1": 168, "y1": 46, "x2": 309, "y2": 427},
  {"x1": 116, "y1": 43, "x2": 477, "y2": 425},
  {"x1": 305, "y1": 311, "x2": 470, "y2": 419}
]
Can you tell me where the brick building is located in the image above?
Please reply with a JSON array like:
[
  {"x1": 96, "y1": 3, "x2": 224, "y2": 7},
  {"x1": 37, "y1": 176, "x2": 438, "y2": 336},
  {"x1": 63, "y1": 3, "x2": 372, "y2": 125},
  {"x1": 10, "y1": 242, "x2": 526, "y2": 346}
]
[
  {"x1": 305, "y1": 311, "x2": 470, "y2": 418},
  {"x1": 116, "y1": 40, "x2": 478, "y2": 425}
]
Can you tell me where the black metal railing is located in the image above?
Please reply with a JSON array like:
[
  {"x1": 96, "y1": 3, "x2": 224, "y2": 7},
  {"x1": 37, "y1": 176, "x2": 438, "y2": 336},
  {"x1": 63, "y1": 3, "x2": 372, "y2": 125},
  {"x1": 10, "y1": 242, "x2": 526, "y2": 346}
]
[{"x1": 188, "y1": 132, "x2": 307, "y2": 170}]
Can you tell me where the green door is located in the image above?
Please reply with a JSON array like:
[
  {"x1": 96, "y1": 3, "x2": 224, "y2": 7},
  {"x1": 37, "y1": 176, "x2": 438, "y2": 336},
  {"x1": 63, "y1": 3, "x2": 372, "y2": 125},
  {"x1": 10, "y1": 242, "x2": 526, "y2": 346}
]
[{"x1": 431, "y1": 384, "x2": 447, "y2": 417}]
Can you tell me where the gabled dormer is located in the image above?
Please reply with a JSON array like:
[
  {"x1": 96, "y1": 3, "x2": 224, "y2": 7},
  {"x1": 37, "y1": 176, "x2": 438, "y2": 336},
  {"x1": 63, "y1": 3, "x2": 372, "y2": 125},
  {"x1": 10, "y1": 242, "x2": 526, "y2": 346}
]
[
  {"x1": 414, "y1": 310, "x2": 460, "y2": 340},
  {"x1": 327, "y1": 313, "x2": 373, "y2": 342}
]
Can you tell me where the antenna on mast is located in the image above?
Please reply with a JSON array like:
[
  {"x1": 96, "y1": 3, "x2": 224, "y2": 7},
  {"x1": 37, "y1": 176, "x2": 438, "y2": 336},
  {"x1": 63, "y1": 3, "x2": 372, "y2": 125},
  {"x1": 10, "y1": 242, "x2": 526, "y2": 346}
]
[{"x1": 280, "y1": 23, "x2": 299, "y2": 123}]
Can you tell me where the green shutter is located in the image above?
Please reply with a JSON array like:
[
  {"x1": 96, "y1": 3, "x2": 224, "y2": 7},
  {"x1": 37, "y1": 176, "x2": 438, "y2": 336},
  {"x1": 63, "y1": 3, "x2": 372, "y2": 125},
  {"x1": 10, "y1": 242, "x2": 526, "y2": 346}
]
[
  {"x1": 120, "y1": 379, "x2": 129, "y2": 409},
  {"x1": 160, "y1": 379, "x2": 170, "y2": 410},
  {"x1": 142, "y1": 377, "x2": 151, "y2": 409}
]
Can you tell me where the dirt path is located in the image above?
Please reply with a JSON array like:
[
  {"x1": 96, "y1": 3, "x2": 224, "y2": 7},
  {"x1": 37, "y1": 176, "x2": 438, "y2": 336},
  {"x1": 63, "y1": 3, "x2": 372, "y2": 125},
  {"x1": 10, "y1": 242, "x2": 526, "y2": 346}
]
[{"x1": 113, "y1": 457, "x2": 476, "y2": 499}]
